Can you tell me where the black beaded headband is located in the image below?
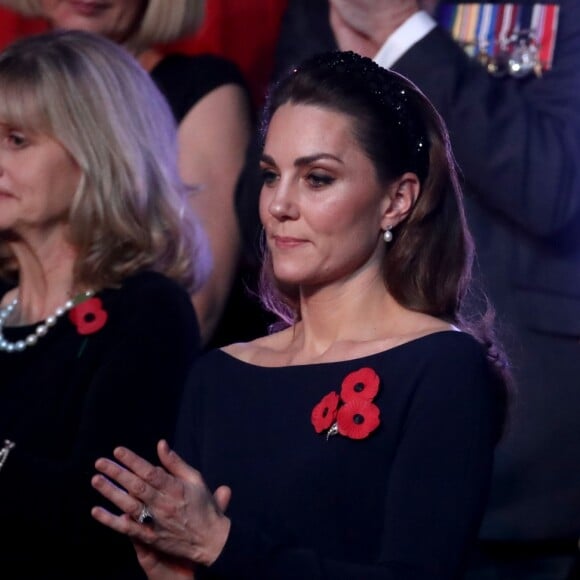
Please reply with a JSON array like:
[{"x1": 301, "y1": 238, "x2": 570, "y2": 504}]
[{"x1": 291, "y1": 51, "x2": 430, "y2": 181}]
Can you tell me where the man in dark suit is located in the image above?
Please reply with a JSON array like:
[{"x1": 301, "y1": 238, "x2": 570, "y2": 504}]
[{"x1": 274, "y1": 1, "x2": 580, "y2": 578}]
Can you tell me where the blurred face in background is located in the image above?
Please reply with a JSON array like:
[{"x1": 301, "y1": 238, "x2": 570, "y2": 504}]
[
  {"x1": 419, "y1": 0, "x2": 438, "y2": 15},
  {"x1": 39, "y1": 0, "x2": 147, "y2": 43}
]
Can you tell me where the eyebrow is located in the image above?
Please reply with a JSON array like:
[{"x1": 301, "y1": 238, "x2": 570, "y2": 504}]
[{"x1": 260, "y1": 152, "x2": 344, "y2": 167}]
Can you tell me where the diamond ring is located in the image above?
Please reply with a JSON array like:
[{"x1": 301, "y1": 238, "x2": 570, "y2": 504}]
[{"x1": 137, "y1": 505, "x2": 154, "y2": 525}]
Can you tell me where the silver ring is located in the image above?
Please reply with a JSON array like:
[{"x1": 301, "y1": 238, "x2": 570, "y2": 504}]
[{"x1": 137, "y1": 505, "x2": 154, "y2": 525}]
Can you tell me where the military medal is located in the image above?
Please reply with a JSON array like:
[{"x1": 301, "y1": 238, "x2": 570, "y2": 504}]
[
  {"x1": 507, "y1": 30, "x2": 540, "y2": 77},
  {"x1": 437, "y1": 3, "x2": 560, "y2": 78}
]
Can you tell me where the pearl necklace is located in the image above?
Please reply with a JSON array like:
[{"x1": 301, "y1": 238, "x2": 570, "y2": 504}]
[{"x1": 0, "y1": 290, "x2": 94, "y2": 353}]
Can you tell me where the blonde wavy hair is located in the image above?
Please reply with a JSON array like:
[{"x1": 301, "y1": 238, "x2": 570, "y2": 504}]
[
  {"x1": 0, "y1": 0, "x2": 205, "y2": 50},
  {"x1": 0, "y1": 29, "x2": 211, "y2": 293}
]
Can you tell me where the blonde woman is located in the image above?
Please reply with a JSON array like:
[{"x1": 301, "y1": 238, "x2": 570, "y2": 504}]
[
  {"x1": 0, "y1": 0, "x2": 254, "y2": 346},
  {"x1": 0, "y1": 30, "x2": 210, "y2": 579}
]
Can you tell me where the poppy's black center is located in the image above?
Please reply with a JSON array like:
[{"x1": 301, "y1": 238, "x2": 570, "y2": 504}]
[
  {"x1": 354, "y1": 382, "x2": 365, "y2": 393},
  {"x1": 83, "y1": 313, "x2": 96, "y2": 323},
  {"x1": 353, "y1": 414, "x2": 365, "y2": 425},
  {"x1": 322, "y1": 408, "x2": 329, "y2": 418}
]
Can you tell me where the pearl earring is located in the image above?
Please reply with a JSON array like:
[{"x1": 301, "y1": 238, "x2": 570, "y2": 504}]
[{"x1": 383, "y1": 227, "x2": 393, "y2": 243}]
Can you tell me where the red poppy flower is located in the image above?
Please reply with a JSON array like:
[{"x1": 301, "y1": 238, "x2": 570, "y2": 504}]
[
  {"x1": 340, "y1": 367, "x2": 380, "y2": 402},
  {"x1": 69, "y1": 297, "x2": 108, "y2": 335},
  {"x1": 311, "y1": 391, "x2": 340, "y2": 433},
  {"x1": 337, "y1": 399, "x2": 380, "y2": 440}
]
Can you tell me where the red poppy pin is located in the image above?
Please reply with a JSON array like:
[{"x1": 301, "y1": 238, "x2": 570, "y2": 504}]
[
  {"x1": 69, "y1": 297, "x2": 108, "y2": 335},
  {"x1": 311, "y1": 367, "x2": 381, "y2": 440},
  {"x1": 311, "y1": 391, "x2": 340, "y2": 433}
]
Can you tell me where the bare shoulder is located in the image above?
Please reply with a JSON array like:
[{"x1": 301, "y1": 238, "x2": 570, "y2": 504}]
[{"x1": 391, "y1": 313, "x2": 459, "y2": 345}]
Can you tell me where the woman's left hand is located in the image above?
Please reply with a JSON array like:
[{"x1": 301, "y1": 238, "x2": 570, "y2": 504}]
[{"x1": 91, "y1": 439, "x2": 232, "y2": 568}]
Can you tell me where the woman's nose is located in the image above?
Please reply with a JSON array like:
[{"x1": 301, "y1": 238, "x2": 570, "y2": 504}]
[{"x1": 268, "y1": 182, "x2": 299, "y2": 220}]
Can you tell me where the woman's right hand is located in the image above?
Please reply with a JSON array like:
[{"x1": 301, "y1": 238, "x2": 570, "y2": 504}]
[{"x1": 91, "y1": 440, "x2": 232, "y2": 570}]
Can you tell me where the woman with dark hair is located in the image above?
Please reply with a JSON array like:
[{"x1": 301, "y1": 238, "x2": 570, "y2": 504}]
[{"x1": 91, "y1": 51, "x2": 511, "y2": 580}]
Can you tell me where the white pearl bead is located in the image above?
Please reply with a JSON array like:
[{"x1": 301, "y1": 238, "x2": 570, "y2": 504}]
[
  {"x1": 0, "y1": 290, "x2": 95, "y2": 353},
  {"x1": 36, "y1": 325, "x2": 48, "y2": 336}
]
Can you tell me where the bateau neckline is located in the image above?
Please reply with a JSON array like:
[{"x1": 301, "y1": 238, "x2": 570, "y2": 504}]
[{"x1": 216, "y1": 329, "x2": 467, "y2": 370}]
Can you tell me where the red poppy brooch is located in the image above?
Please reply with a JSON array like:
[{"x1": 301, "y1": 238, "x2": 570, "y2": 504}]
[
  {"x1": 311, "y1": 367, "x2": 381, "y2": 440},
  {"x1": 69, "y1": 297, "x2": 108, "y2": 335}
]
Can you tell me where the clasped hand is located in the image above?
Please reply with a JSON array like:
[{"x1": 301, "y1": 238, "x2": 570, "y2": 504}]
[{"x1": 91, "y1": 440, "x2": 231, "y2": 577}]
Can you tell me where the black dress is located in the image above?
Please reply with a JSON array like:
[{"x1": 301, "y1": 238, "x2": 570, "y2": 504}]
[
  {"x1": 150, "y1": 53, "x2": 274, "y2": 348},
  {"x1": 150, "y1": 53, "x2": 248, "y2": 123},
  {"x1": 0, "y1": 271, "x2": 200, "y2": 579},
  {"x1": 176, "y1": 331, "x2": 504, "y2": 580}
]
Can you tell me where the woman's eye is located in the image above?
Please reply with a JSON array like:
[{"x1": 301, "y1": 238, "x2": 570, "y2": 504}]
[
  {"x1": 6, "y1": 132, "x2": 27, "y2": 148},
  {"x1": 307, "y1": 173, "x2": 334, "y2": 188},
  {"x1": 261, "y1": 168, "x2": 278, "y2": 186}
]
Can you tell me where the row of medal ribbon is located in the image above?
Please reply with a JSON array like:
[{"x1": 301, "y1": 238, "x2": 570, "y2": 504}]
[{"x1": 436, "y1": 3, "x2": 560, "y2": 77}]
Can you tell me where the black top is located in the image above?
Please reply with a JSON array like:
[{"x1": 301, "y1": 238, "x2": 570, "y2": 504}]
[
  {"x1": 150, "y1": 53, "x2": 248, "y2": 124},
  {"x1": 176, "y1": 331, "x2": 504, "y2": 579},
  {"x1": 150, "y1": 52, "x2": 272, "y2": 348},
  {"x1": 0, "y1": 271, "x2": 200, "y2": 579}
]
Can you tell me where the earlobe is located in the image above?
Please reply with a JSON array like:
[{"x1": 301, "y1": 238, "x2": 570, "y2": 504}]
[{"x1": 381, "y1": 172, "x2": 420, "y2": 228}]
